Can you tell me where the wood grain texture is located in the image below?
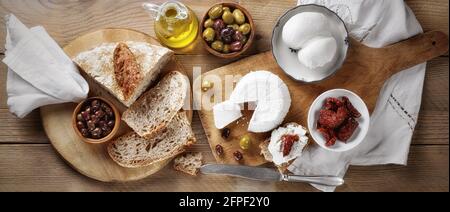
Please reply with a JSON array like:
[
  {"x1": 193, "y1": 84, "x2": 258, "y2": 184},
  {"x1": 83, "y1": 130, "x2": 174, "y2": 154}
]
[
  {"x1": 0, "y1": 144, "x2": 446, "y2": 191},
  {"x1": 0, "y1": 0, "x2": 448, "y2": 55},
  {"x1": 0, "y1": 0, "x2": 448, "y2": 191}
]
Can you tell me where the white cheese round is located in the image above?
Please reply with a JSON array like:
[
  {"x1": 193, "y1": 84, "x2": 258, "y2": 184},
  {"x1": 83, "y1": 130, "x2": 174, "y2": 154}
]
[
  {"x1": 298, "y1": 36, "x2": 338, "y2": 69},
  {"x1": 213, "y1": 101, "x2": 242, "y2": 129},
  {"x1": 229, "y1": 71, "x2": 291, "y2": 133},
  {"x1": 282, "y1": 12, "x2": 331, "y2": 49}
]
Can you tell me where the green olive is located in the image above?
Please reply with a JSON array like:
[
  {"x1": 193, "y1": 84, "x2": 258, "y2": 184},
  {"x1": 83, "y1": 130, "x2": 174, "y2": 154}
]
[
  {"x1": 211, "y1": 40, "x2": 224, "y2": 52},
  {"x1": 239, "y1": 135, "x2": 251, "y2": 150},
  {"x1": 233, "y1": 9, "x2": 246, "y2": 24},
  {"x1": 222, "y1": 10, "x2": 234, "y2": 25},
  {"x1": 241, "y1": 35, "x2": 248, "y2": 44},
  {"x1": 223, "y1": 44, "x2": 231, "y2": 53},
  {"x1": 204, "y1": 18, "x2": 214, "y2": 28},
  {"x1": 208, "y1": 5, "x2": 223, "y2": 19},
  {"x1": 238, "y1": 23, "x2": 251, "y2": 35},
  {"x1": 227, "y1": 24, "x2": 239, "y2": 31},
  {"x1": 223, "y1": 6, "x2": 230, "y2": 11},
  {"x1": 202, "y1": 28, "x2": 215, "y2": 42}
]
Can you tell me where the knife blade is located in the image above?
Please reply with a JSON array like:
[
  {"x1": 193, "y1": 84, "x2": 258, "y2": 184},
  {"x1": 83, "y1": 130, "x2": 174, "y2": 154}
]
[{"x1": 200, "y1": 164, "x2": 344, "y2": 186}]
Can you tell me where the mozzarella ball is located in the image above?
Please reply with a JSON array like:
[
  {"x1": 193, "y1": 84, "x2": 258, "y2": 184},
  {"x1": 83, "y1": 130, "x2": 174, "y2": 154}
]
[
  {"x1": 297, "y1": 36, "x2": 338, "y2": 69},
  {"x1": 282, "y1": 12, "x2": 331, "y2": 49}
]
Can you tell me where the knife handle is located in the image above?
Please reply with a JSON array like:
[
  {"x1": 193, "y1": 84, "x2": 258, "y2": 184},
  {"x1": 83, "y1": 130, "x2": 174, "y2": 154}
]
[{"x1": 283, "y1": 175, "x2": 344, "y2": 186}]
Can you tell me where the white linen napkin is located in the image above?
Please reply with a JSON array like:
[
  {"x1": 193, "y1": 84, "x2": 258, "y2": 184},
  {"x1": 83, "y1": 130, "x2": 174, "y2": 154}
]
[
  {"x1": 2, "y1": 14, "x2": 89, "y2": 118},
  {"x1": 289, "y1": 0, "x2": 426, "y2": 192}
]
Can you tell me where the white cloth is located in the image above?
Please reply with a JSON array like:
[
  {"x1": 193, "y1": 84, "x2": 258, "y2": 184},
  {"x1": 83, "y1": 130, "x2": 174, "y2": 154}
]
[
  {"x1": 3, "y1": 14, "x2": 89, "y2": 118},
  {"x1": 289, "y1": 0, "x2": 425, "y2": 192}
]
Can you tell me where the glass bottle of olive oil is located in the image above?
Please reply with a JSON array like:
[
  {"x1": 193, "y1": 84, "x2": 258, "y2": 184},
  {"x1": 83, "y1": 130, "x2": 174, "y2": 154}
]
[{"x1": 143, "y1": 1, "x2": 199, "y2": 49}]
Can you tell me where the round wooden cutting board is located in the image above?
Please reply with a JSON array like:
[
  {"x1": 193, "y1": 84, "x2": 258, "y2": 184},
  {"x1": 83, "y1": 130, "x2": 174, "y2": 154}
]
[{"x1": 40, "y1": 28, "x2": 192, "y2": 182}]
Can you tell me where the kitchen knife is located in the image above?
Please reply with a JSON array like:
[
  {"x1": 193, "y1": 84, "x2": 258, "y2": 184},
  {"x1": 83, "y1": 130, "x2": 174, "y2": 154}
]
[{"x1": 200, "y1": 164, "x2": 344, "y2": 186}]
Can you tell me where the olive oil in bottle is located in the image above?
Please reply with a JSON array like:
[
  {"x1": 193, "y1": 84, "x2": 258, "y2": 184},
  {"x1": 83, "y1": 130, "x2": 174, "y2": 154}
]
[{"x1": 143, "y1": 1, "x2": 199, "y2": 49}]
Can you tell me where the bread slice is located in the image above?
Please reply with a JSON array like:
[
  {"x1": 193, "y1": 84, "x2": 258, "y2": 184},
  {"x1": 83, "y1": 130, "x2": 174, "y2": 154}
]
[
  {"x1": 259, "y1": 140, "x2": 290, "y2": 174},
  {"x1": 107, "y1": 111, "x2": 196, "y2": 168},
  {"x1": 173, "y1": 152, "x2": 203, "y2": 176},
  {"x1": 122, "y1": 71, "x2": 189, "y2": 138},
  {"x1": 73, "y1": 41, "x2": 173, "y2": 107}
]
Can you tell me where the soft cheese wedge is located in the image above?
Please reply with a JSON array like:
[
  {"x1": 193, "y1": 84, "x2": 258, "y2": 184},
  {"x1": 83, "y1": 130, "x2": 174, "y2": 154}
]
[
  {"x1": 213, "y1": 71, "x2": 291, "y2": 132},
  {"x1": 73, "y1": 41, "x2": 173, "y2": 107}
]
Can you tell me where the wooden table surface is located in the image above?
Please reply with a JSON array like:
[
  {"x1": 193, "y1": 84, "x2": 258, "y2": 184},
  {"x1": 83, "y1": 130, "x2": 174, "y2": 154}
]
[{"x1": 0, "y1": 0, "x2": 448, "y2": 192}]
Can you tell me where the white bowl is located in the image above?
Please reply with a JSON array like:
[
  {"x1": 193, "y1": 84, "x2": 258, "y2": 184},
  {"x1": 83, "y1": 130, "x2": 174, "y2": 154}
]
[
  {"x1": 271, "y1": 4, "x2": 349, "y2": 83},
  {"x1": 307, "y1": 89, "x2": 370, "y2": 152}
]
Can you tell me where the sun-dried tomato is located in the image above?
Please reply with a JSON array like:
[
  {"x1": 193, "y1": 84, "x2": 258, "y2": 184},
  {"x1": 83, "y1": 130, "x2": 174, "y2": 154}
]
[{"x1": 281, "y1": 134, "x2": 300, "y2": 156}]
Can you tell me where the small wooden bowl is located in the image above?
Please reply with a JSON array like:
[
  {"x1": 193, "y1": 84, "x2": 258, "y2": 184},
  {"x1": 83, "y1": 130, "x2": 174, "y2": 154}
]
[
  {"x1": 200, "y1": 2, "x2": 255, "y2": 58},
  {"x1": 72, "y1": 97, "x2": 120, "y2": 144}
]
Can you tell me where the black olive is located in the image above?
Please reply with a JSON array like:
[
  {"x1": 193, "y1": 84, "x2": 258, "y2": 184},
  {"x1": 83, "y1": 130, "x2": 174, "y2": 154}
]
[
  {"x1": 92, "y1": 128, "x2": 102, "y2": 139},
  {"x1": 213, "y1": 19, "x2": 225, "y2": 31},
  {"x1": 107, "y1": 120, "x2": 115, "y2": 128},
  {"x1": 92, "y1": 105, "x2": 100, "y2": 112},
  {"x1": 230, "y1": 41, "x2": 243, "y2": 52},
  {"x1": 90, "y1": 115, "x2": 99, "y2": 124},
  {"x1": 76, "y1": 121, "x2": 85, "y2": 130},
  {"x1": 91, "y1": 100, "x2": 100, "y2": 108},
  {"x1": 87, "y1": 120, "x2": 96, "y2": 131},
  {"x1": 98, "y1": 120, "x2": 107, "y2": 128},
  {"x1": 95, "y1": 110, "x2": 105, "y2": 118},
  {"x1": 233, "y1": 151, "x2": 243, "y2": 161},
  {"x1": 221, "y1": 128, "x2": 231, "y2": 139},
  {"x1": 80, "y1": 128, "x2": 90, "y2": 137},
  {"x1": 85, "y1": 106, "x2": 91, "y2": 114},
  {"x1": 81, "y1": 111, "x2": 90, "y2": 121},
  {"x1": 102, "y1": 126, "x2": 112, "y2": 136},
  {"x1": 104, "y1": 107, "x2": 113, "y2": 117},
  {"x1": 233, "y1": 31, "x2": 244, "y2": 42}
]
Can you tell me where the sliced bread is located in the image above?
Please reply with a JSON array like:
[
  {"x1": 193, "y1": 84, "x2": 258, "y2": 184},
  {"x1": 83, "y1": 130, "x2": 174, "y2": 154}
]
[
  {"x1": 173, "y1": 152, "x2": 203, "y2": 176},
  {"x1": 73, "y1": 41, "x2": 173, "y2": 107},
  {"x1": 108, "y1": 111, "x2": 196, "y2": 168},
  {"x1": 259, "y1": 139, "x2": 290, "y2": 174},
  {"x1": 122, "y1": 71, "x2": 189, "y2": 138}
]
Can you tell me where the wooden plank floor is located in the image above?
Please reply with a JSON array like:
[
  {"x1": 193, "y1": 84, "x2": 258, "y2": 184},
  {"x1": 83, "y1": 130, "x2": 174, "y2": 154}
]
[{"x1": 0, "y1": 0, "x2": 448, "y2": 192}]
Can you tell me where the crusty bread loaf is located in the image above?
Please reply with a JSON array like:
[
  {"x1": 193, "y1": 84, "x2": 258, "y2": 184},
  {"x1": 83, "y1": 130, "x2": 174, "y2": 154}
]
[
  {"x1": 173, "y1": 152, "x2": 203, "y2": 176},
  {"x1": 122, "y1": 71, "x2": 189, "y2": 138},
  {"x1": 108, "y1": 111, "x2": 196, "y2": 168},
  {"x1": 73, "y1": 41, "x2": 173, "y2": 107}
]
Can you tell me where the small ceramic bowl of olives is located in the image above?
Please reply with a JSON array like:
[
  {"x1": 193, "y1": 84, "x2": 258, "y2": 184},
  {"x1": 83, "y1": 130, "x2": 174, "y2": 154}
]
[
  {"x1": 72, "y1": 97, "x2": 120, "y2": 144},
  {"x1": 201, "y1": 3, "x2": 255, "y2": 58}
]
